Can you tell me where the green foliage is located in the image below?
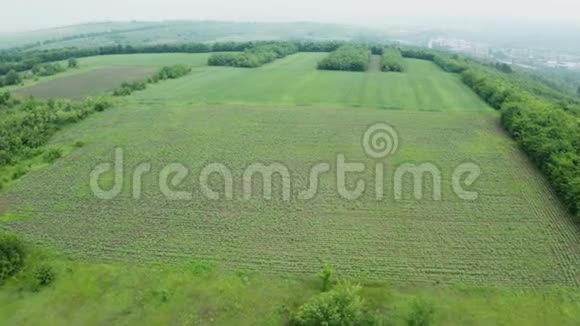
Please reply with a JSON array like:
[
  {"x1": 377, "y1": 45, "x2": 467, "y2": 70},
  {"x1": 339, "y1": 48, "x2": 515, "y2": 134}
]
[
  {"x1": 318, "y1": 264, "x2": 334, "y2": 292},
  {"x1": 495, "y1": 62, "x2": 513, "y2": 73},
  {"x1": 0, "y1": 232, "x2": 26, "y2": 283},
  {"x1": 208, "y1": 42, "x2": 299, "y2": 68},
  {"x1": 317, "y1": 45, "x2": 371, "y2": 72},
  {"x1": 406, "y1": 298, "x2": 435, "y2": 326},
  {"x1": 113, "y1": 80, "x2": 147, "y2": 96},
  {"x1": 11, "y1": 165, "x2": 29, "y2": 180},
  {"x1": 291, "y1": 282, "x2": 369, "y2": 326},
  {"x1": 29, "y1": 264, "x2": 56, "y2": 291},
  {"x1": 0, "y1": 97, "x2": 112, "y2": 167},
  {"x1": 42, "y1": 148, "x2": 62, "y2": 163},
  {"x1": 67, "y1": 58, "x2": 78, "y2": 68},
  {"x1": 402, "y1": 47, "x2": 580, "y2": 218},
  {"x1": 3, "y1": 70, "x2": 21, "y2": 86},
  {"x1": 32, "y1": 63, "x2": 65, "y2": 77},
  {"x1": 0, "y1": 91, "x2": 11, "y2": 106},
  {"x1": 154, "y1": 64, "x2": 191, "y2": 80},
  {"x1": 577, "y1": 86, "x2": 580, "y2": 97},
  {"x1": 381, "y1": 48, "x2": 405, "y2": 72},
  {"x1": 73, "y1": 140, "x2": 85, "y2": 148}
]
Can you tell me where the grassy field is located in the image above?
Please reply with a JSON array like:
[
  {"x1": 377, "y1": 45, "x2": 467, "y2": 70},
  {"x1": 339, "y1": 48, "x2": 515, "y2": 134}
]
[
  {"x1": 1, "y1": 52, "x2": 579, "y2": 323},
  {"x1": 0, "y1": 255, "x2": 578, "y2": 325}
]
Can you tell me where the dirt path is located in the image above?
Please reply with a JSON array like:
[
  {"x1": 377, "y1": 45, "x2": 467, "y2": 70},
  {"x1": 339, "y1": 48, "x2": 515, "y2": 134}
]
[{"x1": 368, "y1": 54, "x2": 381, "y2": 72}]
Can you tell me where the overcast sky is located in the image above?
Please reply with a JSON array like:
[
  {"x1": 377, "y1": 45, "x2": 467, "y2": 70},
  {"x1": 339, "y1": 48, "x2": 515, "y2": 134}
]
[{"x1": 1, "y1": 0, "x2": 579, "y2": 32}]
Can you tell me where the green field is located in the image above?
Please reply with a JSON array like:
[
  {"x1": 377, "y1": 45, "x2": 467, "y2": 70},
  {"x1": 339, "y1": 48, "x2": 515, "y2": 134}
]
[
  {"x1": 2, "y1": 53, "x2": 578, "y2": 287},
  {"x1": 1, "y1": 52, "x2": 579, "y2": 324}
]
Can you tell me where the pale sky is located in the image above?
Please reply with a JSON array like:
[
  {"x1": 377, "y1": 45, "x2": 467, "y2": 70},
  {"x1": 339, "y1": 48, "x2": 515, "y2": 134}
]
[{"x1": 1, "y1": 0, "x2": 579, "y2": 32}]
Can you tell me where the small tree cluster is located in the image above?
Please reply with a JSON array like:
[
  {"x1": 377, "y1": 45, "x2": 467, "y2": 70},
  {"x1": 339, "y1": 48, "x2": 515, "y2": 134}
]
[
  {"x1": 208, "y1": 42, "x2": 299, "y2": 68},
  {"x1": 381, "y1": 48, "x2": 405, "y2": 72},
  {"x1": 0, "y1": 232, "x2": 26, "y2": 283},
  {"x1": 317, "y1": 45, "x2": 371, "y2": 72}
]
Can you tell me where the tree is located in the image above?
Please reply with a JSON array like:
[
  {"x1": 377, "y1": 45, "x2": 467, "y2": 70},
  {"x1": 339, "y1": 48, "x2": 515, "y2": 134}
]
[
  {"x1": 4, "y1": 70, "x2": 21, "y2": 86},
  {"x1": 68, "y1": 58, "x2": 78, "y2": 68},
  {"x1": 576, "y1": 86, "x2": 580, "y2": 97}
]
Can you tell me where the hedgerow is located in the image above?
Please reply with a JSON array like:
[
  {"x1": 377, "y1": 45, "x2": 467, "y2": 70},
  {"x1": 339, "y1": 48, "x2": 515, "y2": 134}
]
[
  {"x1": 208, "y1": 42, "x2": 299, "y2": 68},
  {"x1": 317, "y1": 45, "x2": 371, "y2": 72},
  {"x1": 381, "y1": 48, "x2": 405, "y2": 72},
  {"x1": 0, "y1": 96, "x2": 113, "y2": 166}
]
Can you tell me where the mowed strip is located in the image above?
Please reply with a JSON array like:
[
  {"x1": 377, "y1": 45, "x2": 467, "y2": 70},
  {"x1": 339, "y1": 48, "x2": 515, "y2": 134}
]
[{"x1": 13, "y1": 67, "x2": 156, "y2": 99}]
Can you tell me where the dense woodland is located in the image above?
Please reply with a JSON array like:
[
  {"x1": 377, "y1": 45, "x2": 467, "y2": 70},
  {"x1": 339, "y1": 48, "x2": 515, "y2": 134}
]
[
  {"x1": 317, "y1": 45, "x2": 371, "y2": 72},
  {"x1": 380, "y1": 48, "x2": 405, "y2": 72},
  {"x1": 401, "y1": 48, "x2": 580, "y2": 218}
]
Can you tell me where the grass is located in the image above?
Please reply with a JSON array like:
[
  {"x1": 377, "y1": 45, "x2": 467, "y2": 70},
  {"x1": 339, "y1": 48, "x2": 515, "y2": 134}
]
[
  {"x1": 0, "y1": 52, "x2": 578, "y2": 324},
  {"x1": 1, "y1": 104, "x2": 577, "y2": 287},
  {"x1": 0, "y1": 251, "x2": 578, "y2": 325},
  {"x1": 129, "y1": 53, "x2": 491, "y2": 111}
]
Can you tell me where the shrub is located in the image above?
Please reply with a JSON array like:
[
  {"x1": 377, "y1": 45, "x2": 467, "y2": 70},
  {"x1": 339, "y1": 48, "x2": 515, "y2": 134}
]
[
  {"x1": 406, "y1": 298, "x2": 435, "y2": 326},
  {"x1": 30, "y1": 265, "x2": 56, "y2": 291},
  {"x1": 74, "y1": 140, "x2": 85, "y2": 148},
  {"x1": 0, "y1": 232, "x2": 26, "y2": 283},
  {"x1": 317, "y1": 45, "x2": 370, "y2": 72},
  {"x1": 291, "y1": 282, "x2": 368, "y2": 326},
  {"x1": 113, "y1": 81, "x2": 147, "y2": 96},
  {"x1": 11, "y1": 165, "x2": 29, "y2": 180},
  {"x1": 155, "y1": 65, "x2": 192, "y2": 80},
  {"x1": 318, "y1": 264, "x2": 334, "y2": 292},
  {"x1": 43, "y1": 148, "x2": 62, "y2": 163}
]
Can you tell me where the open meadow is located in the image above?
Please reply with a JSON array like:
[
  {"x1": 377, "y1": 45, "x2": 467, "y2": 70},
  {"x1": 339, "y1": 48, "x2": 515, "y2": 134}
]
[{"x1": 2, "y1": 53, "x2": 578, "y2": 290}]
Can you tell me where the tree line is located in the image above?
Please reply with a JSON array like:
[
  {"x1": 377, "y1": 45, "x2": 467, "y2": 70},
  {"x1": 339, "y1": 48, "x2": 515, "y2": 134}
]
[
  {"x1": 401, "y1": 48, "x2": 580, "y2": 218},
  {"x1": 0, "y1": 59, "x2": 78, "y2": 88},
  {"x1": 317, "y1": 45, "x2": 371, "y2": 72},
  {"x1": 380, "y1": 48, "x2": 405, "y2": 72},
  {"x1": 208, "y1": 42, "x2": 299, "y2": 68},
  {"x1": 113, "y1": 64, "x2": 192, "y2": 96},
  {"x1": 0, "y1": 41, "x2": 351, "y2": 78}
]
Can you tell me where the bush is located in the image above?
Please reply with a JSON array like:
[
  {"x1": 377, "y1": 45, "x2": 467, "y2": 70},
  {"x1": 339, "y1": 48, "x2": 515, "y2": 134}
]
[
  {"x1": 317, "y1": 45, "x2": 370, "y2": 72},
  {"x1": 30, "y1": 264, "x2": 56, "y2": 291},
  {"x1": 11, "y1": 165, "x2": 29, "y2": 180},
  {"x1": 74, "y1": 140, "x2": 85, "y2": 148},
  {"x1": 318, "y1": 264, "x2": 334, "y2": 292},
  {"x1": 154, "y1": 65, "x2": 191, "y2": 80},
  {"x1": 0, "y1": 232, "x2": 26, "y2": 283},
  {"x1": 291, "y1": 283, "x2": 368, "y2": 326},
  {"x1": 381, "y1": 48, "x2": 405, "y2": 72},
  {"x1": 113, "y1": 81, "x2": 147, "y2": 96},
  {"x1": 407, "y1": 298, "x2": 435, "y2": 326},
  {"x1": 43, "y1": 148, "x2": 62, "y2": 163}
]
